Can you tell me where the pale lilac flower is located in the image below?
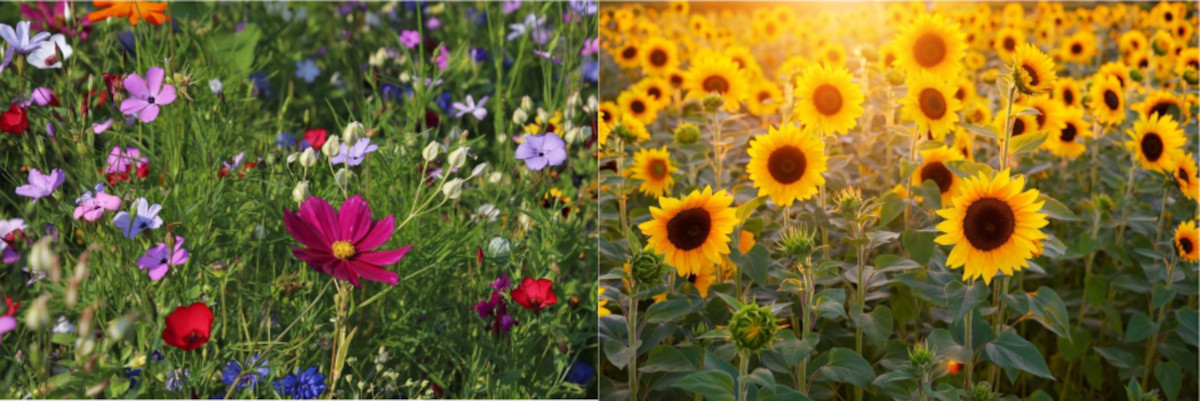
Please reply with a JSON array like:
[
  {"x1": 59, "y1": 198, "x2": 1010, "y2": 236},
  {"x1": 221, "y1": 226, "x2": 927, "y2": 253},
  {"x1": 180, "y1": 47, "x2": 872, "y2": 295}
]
[
  {"x1": 0, "y1": 315, "x2": 14, "y2": 344},
  {"x1": 74, "y1": 183, "x2": 121, "y2": 222},
  {"x1": 581, "y1": 37, "x2": 599, "y2": 56},
  {"x1": 113, "y1": 198, "x2": 163, "y2": 239},
  {"x1": 137, "y1": 236, "x2": 188, "y2": 281},
  {"x1": 296, "y1": 59, "x2": 319, "y2": 83},
  {"x1": 453, "y1": 95, "x2": 489, "y2": 121},
  {"x1": 0, "y1": 21, "x2": 51, "y2": 74},
  {"x1": 507, "y1": 13, "x2": 545, "y2": 41},
  {"x1": 534, "y1": 49, "x2": 562, "y2": 65},
  {"x1": 27, "y1": 33, "x2": 71, "y2": 69},
  {"x1": 15, "y1": 168, "x2": 64, "y2": 202},
  {"x1": 92, "y1": 118, "x2": 113, "y2": 134},
  {"x1": 514, "y1": 133, "x2": 567, "y2": 171},
  {"x1": 120, "y1": 67, "x2": 177, "y2": 123},
  {"x1": 426, "y1": 17, "x2": 441, "y2": 30},
  {"x1": 502, "y1": 1, "x2": 521, "y2": 14},
  {"x1": 399, "y1": 30, "x2": 420, "y2": 49},
  {"x1": 222, "y1": 152, "x2": 245, "y2": 171},
  {"x1": 329, "y1": 138, "x2": 378, "y2": 167}
]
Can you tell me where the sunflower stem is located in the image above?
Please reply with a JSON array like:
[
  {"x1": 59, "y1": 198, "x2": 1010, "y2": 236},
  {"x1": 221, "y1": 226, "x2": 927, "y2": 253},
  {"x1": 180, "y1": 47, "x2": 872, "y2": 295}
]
[
  {"x1": 1141, "y1": 254, "x2": 1176, "y2": 389},
  {"x1": 616, "y1": 138, "x2": 633, "y2": 250},
  {"x1": 737, "y1": 350, "x2": 750, "y2": 401},
  {"x1": 1000, "y1": 84, "x2": 1017, "y2": 172},
  {"x1": 627, "y1": 281, "x2": 640, "y2": 401},
  {"x1": 964, "y1": 278, "x2": 975, "y2": 390},
  {"x1": 853, "y1": 222, "x2": 866, "y2": 401},
  {"x1": 1115, "y1": 152, "x2": 1139, "y2": 247}
]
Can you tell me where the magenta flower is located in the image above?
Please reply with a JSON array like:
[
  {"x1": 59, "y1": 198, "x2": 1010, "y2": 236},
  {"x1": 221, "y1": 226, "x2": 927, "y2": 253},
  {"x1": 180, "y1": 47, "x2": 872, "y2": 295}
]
[
  {"x1": 73, "y1": 183, "x2": 120, "y2": 222},
  {"x1": 399, "y1": 30, "x2": 420, "y2": 49},
  {"x1": 120, "y1": 66, "x2": 176, "y2": 123},
  {"x1": 137, "y1": 236, "x2": 188, "y2": 281},
  {"x1": 432, "y1": 45, "x2": 449, "y2": 71},
  {"x1": 283, "y1": 195, "x2": 413, "y2": 287}
]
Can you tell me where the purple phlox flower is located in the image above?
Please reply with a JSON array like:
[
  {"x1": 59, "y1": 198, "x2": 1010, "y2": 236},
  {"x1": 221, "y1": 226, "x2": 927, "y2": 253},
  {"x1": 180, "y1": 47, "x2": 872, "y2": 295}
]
[
  {"x1": 106, "y1": 146, "x2": 147, "y2": 174},
  {"x1": 223, "y1": 152, "x2": 245, "y2": 171},
  {"x1": 222, "y1": 354, "x2": 270, "y2": 389},
  {"x1": 0, "y1": 315, "x2": 15, "y2": 343},
  {"x1": 26, "y1": 87, "x2": 54, "y2": 106},
  {"x1": 16, "y1": 168, "x2": 65, "y2": 202},
  {"x1": 295, "y1": 59, "x2": 319, "y2": 84},
  {"x1": 569, "y1": 0, "x2": 597, "y2": 16},
  {"x1": 0, "y1": 21, "x2": 51, "y2": 74},
  {"x1": 234, "y1": 22, "x2": 247, "y2": 33},
  {"x1": 506, "y1": 13, "x2": 545, "y2": 41},
  {"x1": 74, "y1": 183, "x2": 121, "y2": 222},
  {"x1": 113, "y1": 197, "x2": 163, "y2": 239},
  {"x1": 534, "y1": 49, "x2": 562, "y2": 65},
  {"x1": 432, "y1": 45, "x2": 449, "y2": 71},
  {"x1": 583, "y1": 59, "x2": 598, "y2": 83},
  {"x1": 502, "y1": 1, "x2": 521, "y2": 15},
  {"x1": 453, "y1": 95, "x2": 489, "y2": 121},
  {"x1": 120, "y1": 66, "x2": 176, "y2": 123},
  {"x1": 581, "y1": 37, "x2": 599, "y2": 56},
  {"x1": 137, "y1": 235, "x2": 188, "y2": 281},
  {"x1": 92, "y1": 117, "x2": 113, "y2": 134},
  {"x1": 28, "y1": 33, "x2": 71, "y2": 69},
  {"x1": 426, "y1": 17, "x2": 441, "y2": 30},
  {"x1": 399, "y1": 30, "x2": 420, "y2": 49},
  {"x1": 329, "y1": 138, "x2": 378, "y2": 167},
  {"x1": 491, "y1": 274, "x2": 510, "y2": 292},
  {"x1": 515, "y1": 133, "x2": 567, "y2": 171}
]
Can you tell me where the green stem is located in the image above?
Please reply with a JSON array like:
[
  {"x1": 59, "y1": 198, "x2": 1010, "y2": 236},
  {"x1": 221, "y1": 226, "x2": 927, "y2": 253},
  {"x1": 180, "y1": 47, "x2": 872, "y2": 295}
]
[
  {"x1": 1000, "y1": 84, "x2": 1017, "y2": 172},
  {"x1": 965, "y1": 278, "x2": 976, "y2": 389},
  {"x1": 1115, "y1": 153, "x2": 1139, "y2": 247},
  {"x1": 627, "y1": 282, "x2": 640, "y2": 401},
  {"x1": 738, "y1": 351, "x2": 750, "y2": 401}
]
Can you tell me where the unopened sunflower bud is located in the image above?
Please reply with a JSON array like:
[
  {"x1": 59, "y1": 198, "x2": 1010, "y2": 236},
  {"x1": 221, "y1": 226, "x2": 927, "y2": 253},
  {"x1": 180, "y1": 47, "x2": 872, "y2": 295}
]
[
  {"x1": 292, "y1": 180, "x2": 310, "y2": 204},
  {"x1": 298, "y1": 148, "x2": 317, "y2": 168},
  {"x1": 322, "y1": 135, "x2": 341, "y2": 158},
  {"x1": 908, "y1": 341, "x2": 936, "y2": 374},
  {"x1": 778, "y1": 226, "x2": 817, "y2": 260},
  {"x1": 442, "y1": 178, "x2": 464, "y2": 199},
  {"x1": 342, "y1": 121, "x2": 365, "y2": 143},
  {"x1": 728, "y1": 303, "x2": 779, "y2": 354},
  {"x1": 26, "y1": 294, "x2": 52, "y2": 331},
  {"x1": 334, "y1": 168, "x2": 354, "y2": 187},
  {"x1": 1152, "y1": 41, "x2": 1169, "y2": 56},
  {"x1": 629, "y1": 252, "x2": 665, "y2": 286},
  {"x1": 612, "y1": 124, "x2": 637, "y2": 143},
  {"x1": 1184, "y1": 69, "x2": 1199, "y2": 85},
  {"x1": 422, "y1": 142, "x2": 441, "y2": 162},
  {"x1": 1094, "y1": 193, "x2": 1114, "y2": 211},
  {"x1": 886, "y1": 68, "x2": 906, "y2": 86},
  {"x1": 1130, "y1": 69, "x2": 1144, "y2": 82},
  {"x1": 834, "y1": 187, "x2": 863, "y2": 218},
  {"x1": 447, "y1": 147, "x2": 469, "y2": 170},
  {"x1": 969, "y1": 382, "x2": 998, "y2": 401},
  {"x1": 701, "y1": 94, "x2": 725, "y2": 112},
  {"x1": 674, "y1": 123, "x2": 700, "y2": 144}
]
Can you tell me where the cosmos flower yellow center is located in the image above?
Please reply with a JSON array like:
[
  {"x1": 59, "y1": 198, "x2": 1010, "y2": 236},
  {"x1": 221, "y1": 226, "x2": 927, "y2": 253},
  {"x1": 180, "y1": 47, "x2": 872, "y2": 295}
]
[
  {"x1": 1141, "y1": 132, "x2": 1164, "y2": 161},
  {"x1": 963, "y1": 198, "x2": 1016, "y2": 251},
  {"x1": 918, "y1": 88, "x2": 947, "y2": 119},
  {"x1": 767, "y1": 146, "x2": 808, "y2": 184},
  {"x1": 332, "y1": 241, "x2": 356, "y2": 260},
  {"x1": 813, "y1": 84, "x2": 843, "y2": 115},
  {"x1": 666, "y1": 208, "x2": 712, "y2": 250},
  {"x1": 914, "y1": 33, "x2": 947, "y2": 67}
]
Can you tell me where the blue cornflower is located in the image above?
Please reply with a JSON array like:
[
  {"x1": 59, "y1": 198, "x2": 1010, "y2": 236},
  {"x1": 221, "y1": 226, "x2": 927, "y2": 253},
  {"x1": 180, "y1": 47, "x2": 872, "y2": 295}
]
[
  {"x1": 275, "y1": 132, "x2": 297, "y2": 149},
  {"x1": 470, "y1": 48, "x2": 488, "y2": 63},
  {"x1": 221, "y1": 354, "x2": 270, "y2": 389},
  {"x1": 380, "y1": 83, "x2": 411, "y2": 102},
  {"x1": 249, "y1": 73, "x2": 273, "y2": 98},
  {"x1": 125, "y1": 368, "x2": 142, "y2": 388},
  {"x1": 165, "y1": 368, "x2": 190, "y2": 392},
  {"x1": 274, "y1": 367, "x2": 327, "y2": 399},
  {"x1": 565, "y1": 360, "x2": 595, "y2": 384},
  {"x1": 296, "y1": 59, "x2": 320, "y2": 84},
  {"x1": 150, "y1": 349, "x2": 164, "y2": 362},
  {"x1": 582, "y1": 60, "x2": 598, "y2": 84},
  {"x1": 435, "y1": 91, "x2": 454, "y2": 113}
]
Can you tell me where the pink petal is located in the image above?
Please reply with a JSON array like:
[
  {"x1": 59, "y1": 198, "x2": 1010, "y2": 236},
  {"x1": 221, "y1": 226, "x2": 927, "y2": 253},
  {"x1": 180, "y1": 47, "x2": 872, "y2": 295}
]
[
  {"x1": 148, "y1": 264, "x2": 168, "y2": 280},
  {"x1": 355, "y1": 215, "x2": 395, "y2": 250},
  {"x1": 337, "y1": 195, "x2": 371, "y2": 241},
  {"x1": 283, "y1": 209, "x2": 330, "y2": 251},
  {"x1": 120, "y1": 98, "x2": 148, "y2": 116},
  {"x1": 293, "y1": 247, "x2": 337, "y2": 271},
  {"x1": 299, "y1": 197, "x2": 340, "y2": 241},
  {"x1": 337, "y1": 260, "x2": 361, "y2": 288},
  {"x1": 138, "y1": 104, "x2": 160, "y2": 123},
  {"x1": 145, "y1": 67, "x2": 164, "y2": 97},
  {"x1": 156, "y1": 84, "x2": 176, "y2": 105},
  {"x1": 349, "y1": 261, "x2": 399, "y2": 286},
  {"x1": 355, "y1": 245, "x2": 412, "y2": 266},
  {"x1": 0, "y1": 316, "x2": 16, "y2": 334},
  {"x1": 124, "y1": 72, "x2": 148, "y2": 98}
]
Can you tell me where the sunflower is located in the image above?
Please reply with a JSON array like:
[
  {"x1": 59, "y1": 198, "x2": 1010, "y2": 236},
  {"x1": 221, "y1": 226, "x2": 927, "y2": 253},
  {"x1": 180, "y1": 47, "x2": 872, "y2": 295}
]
[
  {"x1": 1119, "y1": 30, "x2": 1148, "y2": 55},
  {"x1": 613, "y1": 42, "x2": 641, "y2": 69},
  {"x1": 953, "y1": 77, "x2": 977, "y2": 105},
  {"x1": 902, "y1": 71, "x2": 962, "y2": 140},
  {"x1": 1022, "y1": 95, "x2": 1066, "y2": 133},
  {"x1": 747, "y1": 81, "x2": 783, "y2": 117},
  {"x1": 1175, "y1": 220, "x2": 1199, "y2": 263},
  {"x1": 1053, "y1": 77, "x2": 1082, "y2": 108},
  {"x1": 935, "y1": 169, "x2": 1048, "y2": 285},
  {"x1": 638, "y1": 186, "x2": 738, "y2": 276},
  {"x1": 725, "y1": 46, "x2": 763, "y2": 78},
  {"x1": 1127, "y1": 50, "x2": 1151, "y2": 72},
  {"x1": 894, "y1": 13, "x2": 967, "y2": 76},
  {"x1": 1171, "y1": 22, "x2": 1193, "y2": 45},
  {"x1": 1125, "y1": 113, "x2": 1186, "y2": 173},
  {"x1": 639, "y1": 37, "x2": 678, "y2": 77},
  {"x1": 993, "y1": 27, "x2": 1025, "y2": 62},
  {"x1": 631, "y1": 147, "x2": 676, "y2": 198},
  {"x1": 1060, "y1": 32, "x2": 1096, "y2": 64},
  {"x1": 878, "y1": 41, "x2": 900, "y2": 70},
  {"x1": 618, "y1": 90, "x2": 660, "y2": 125},
  {"x1": 913, "y1": 146, "x2": 964, "y2": 206},
  {"x1": 1042, "y1": 107, "x2": 1092, "y2": 159},
  {"x1": 746, "y1": 124, "x2": 828, "y2": 207},
  {"x1": 665, "y1": 67, "x2": 687, "y2": 90},
  {"x1": 963, "y1": 101, "x2": 992, "y2": 126},
  {"x1": 993, "y1": 104, "x2": 1038, "y2": 139},
  {"x1": 1175, "y1": 153, "x2": 1199, "y2": 201},
  {"x1": 776, "y1": 55, "x2": 809, "y2": 84},
  {"x1": 816, "y1": 42, "x2": 848, "y2": 68},
  {"x1": 684, "y1": 262, "x2": 717, "y2": 298},
  {"x1": 598, "y1": 287, "x2": 610, "y2": 317},
  {"x1": 685, "y1": 55, "x2": 747, "y2": 112},
  {"x1": 1175, "y1": 47, "x2": 1198, "y2": 75},
  {"x1": 953, "y1": 130, "x2": 975, "y2": 161},
  {"x1": 634, "y1": 77, "x2": 672, "y2": 109},
  {"x1": 598, "y1": 101, "x2": 619, "y2": 127},
  {"x1": 793, "y1": 63, "x2": 864, "y2": 135},
  {"x1": 1011, "y1": 43, "x2": 1057, "y2": 95},
  {"x1": 1135, "y1": 90, "x2": 1187, "y2": 124},
  {"x1": 1097, "y1": 62, "x2": 1131, "y2": 89},
  {"x1": 597, "y1": 112, "x2": 611, "y2": 148},
  {"x1": 1088, "y1": 75, "x2": 1126, "y2": 126},
  {"x1": 613, "y1": 113, "x2": 650, "y2": 143}
]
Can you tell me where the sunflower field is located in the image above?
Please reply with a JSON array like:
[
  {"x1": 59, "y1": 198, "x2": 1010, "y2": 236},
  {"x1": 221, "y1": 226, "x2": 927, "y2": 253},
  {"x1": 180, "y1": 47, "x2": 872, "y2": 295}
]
[
  {"x1": 0, "y1": 1, "x2": 599, "y2": 399},
  {"x1": 598, "y1": 2, "x2": 1198, "y2": 401}
]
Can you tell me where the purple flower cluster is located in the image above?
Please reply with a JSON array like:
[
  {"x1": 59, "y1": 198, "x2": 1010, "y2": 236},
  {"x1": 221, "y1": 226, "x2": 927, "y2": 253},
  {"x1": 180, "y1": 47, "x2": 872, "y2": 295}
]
[{"x1": 471, "y1": 274, "x2": 518, "y2": 334}]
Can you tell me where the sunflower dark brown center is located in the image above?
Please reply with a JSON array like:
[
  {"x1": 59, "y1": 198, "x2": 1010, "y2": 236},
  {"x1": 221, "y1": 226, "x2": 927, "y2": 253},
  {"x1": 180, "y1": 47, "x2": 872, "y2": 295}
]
[
  {"x1": 1035, "y1": 107, "x2": 1047, "y2": 127},
  {"x1": 1141, "y1": 133, "x2": 1164, "y2": 161},
  {"x1": 1012, "y1": 118, "x2": 1026, "y2": 137},
  {"x1": 1062, "y1": 89, "x2": 1075, "y2": 105},
  {"x1": 757, "y1": 91, "x2": 771, "y2": 102},
  {"x1": 647, "y1": 159, "x2": 668, "y2": 179},
  {"x1": 687, "y1": 273, "x2": 698, "y2": 284},
  {"x1": 920, "y1": 162, "x2": 954, "y2": 193},
  {"x1": 813, "y1": 84, "x2": 843, "y2": 115},
  {"x1": 703, "y1": 76, "x2": 730, "y2": 94},
  {"x1": 669, "y1": 74, "x2": 684, "y2": 87},
  {"x1": 914, "y1": 33, "x2": 947, "y2": 67},
  {"x1": 1138, "y1": 59, "x2": 1149, "y2": 68},
  {"x1": 649, "y1": 49, "x2": 668, "y2": 67},
  {"x1": 1165, "y1": 12, "x2": 1174, "y2": 22},
  {"x1": 1070, "y1": 43, "x2": 1082, "y2": 54},
  {"x1": 766, "y1": 145, "x2": 808, "y2": 184},
  {"x1": 919, "y1": 88, "x2": 947, "y2": 119},
  {"x1": 1178, "y1": 167, "x2": 1190, "y2": 183},
  {"x1": 666, "y1": 207, "x2": 712, "y2": 251},
  {"x1": 601, "y1": 110, "x2": 613, "y2": 124},
  {"x1": 1149, "y1": 101, "x2": 1176, "y2": 118},
  {"x1": 1060, "y1": 122, "x2": 1078, "y2": 142},
  {"x1": 1103, "y1": 90, "x2": 1119, "y2": 110},
  {"x1": 963, "y1": 197, "x2": 1016, "y2": 251},
  {"x1": 1003, "y1": 37, "x2": 1016, "y2": 51},
  {"x1": 955, "y1": 88, "x2": 966, "y2": 101},
  {"x1": 1181, "y1": 237, "x2": 1194, "y2": 254},
  {"x1": 647, "y1": 87, "x2": 662, "y2": 99},
  {"x1": 630, "y1": 100, "x2": 646, "y2": 114},
  {"x1": 621, "y1": 46, "x2": 637, "y2": 60},
  {"x1": 1022, "y1": 65, "x2": 1040, "y2": 87}
]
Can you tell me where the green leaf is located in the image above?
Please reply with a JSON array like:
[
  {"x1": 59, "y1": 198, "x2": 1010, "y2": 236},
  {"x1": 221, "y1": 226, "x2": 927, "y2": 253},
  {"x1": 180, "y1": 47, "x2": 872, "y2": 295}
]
[
  {"x1": 1095, "y1": 346, "x2": 1134, "y2": 369},
  {"x1": 877, "y1": 192, "x2": 906, "y2": 227},
  {"x1": 1009, "y1": 130, "x2": 1049, "y2": 155},
  {"x1": 641, "y1": 346, "x2": 696, "y2": 373},
  {"x1": 1036, "y1": 195, "x2": 1080, "y2": 221},
  {"x1": 603, "y1": 339, "x2": 640, "y2": 370},
  {"x1": 1028, "y1": 286, "x2": 1071, "y2": 340},
  {"x1": 875, "y1": 254, "x2": 920, "y2": 273},
  {"x1": 1152, "y1": 284, "x2": 1176, "y2": 309},
  {"x1": 946, "y1": 280, "x2": 989, "y2": 321},
  {"x1": 775, "y1": 333, "x2": 818, "y2": 367},
  {"x1": 1156, "y1": 362, "x2": 1182, "y2": 401},
  {"x1": 674, "y1": 370, "x2": 735, "y2": 401},
  {"x1": 850, "y1": 306, "x2": 894, "y2": 348},
  {"x1": 1083, "y1": 355, "x2": 1104, "y2": 389},
  {"x1": 901, "y1": 229, "x2": 937, "y2": 265},
  {"x1": 963, "y1": 124, "x2": 999, "y2": 139},
  {"x1": 1124, "y1": 312, "x2": 1157, "y2": 343},
  {"x1": 814, "y1": 289, "x2": 847, "y2": 320},
  {"x1": 730, "y1": 243, "x2": 771, "y2": 289},
  {"x1": 644, "y1": 299, "x2": 699, "y2": 324},
  {"x1": 1085, "y1": 275, "x2": 1109, "y2": 306},
  {"x1": 736, "y1": 196, "x2": 768, "y2": 224},
  {"x1": 208, "y1": 24, "x2": 262, "y2": 73},
  {"x1": 816, "y1": 348, "x2": 876, "y2": 388},
  {"x1": 914, "y1": 180, "x2": 943, "y2": 210},
  {"x1": 1056, "y1": 326, "x2": 1092, "y2": 361},
  {"x1": 1176, "y1": 308, "x2": 1198, "y2": 347},
  {"x1": 107, "y1": 377, "x2": 131, "y2": 398},
  {"x1": 982, "y1": 331, "x2": 1054, "y2": 380}
]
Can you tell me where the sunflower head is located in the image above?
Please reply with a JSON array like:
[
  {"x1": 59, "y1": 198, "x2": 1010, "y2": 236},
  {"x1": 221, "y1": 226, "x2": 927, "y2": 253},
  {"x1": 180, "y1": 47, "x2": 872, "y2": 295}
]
[
  {"x1": 728, "y1": 303, "x2": 780, "y2": 354},
  {"x1": 914, "y1": 146, "x2": 965, "y2": 206},
  {"x1": 1176, "y1": 220, "x2": 1199, "y2": 263},
  {"x1": 629, "y1": 252, "x2": 667, "y2": 285},
  {"x1": 894, "y1": 12, "x2": 967, "y2": 76},
  {"x1": 1042, "y1": 106, "x2": 1092, "y2": 159},
  {"x1": 673, "y1": 123, "x2": 700, "y2": 145},
  {"x1": 902, "y1": 71, "x2": 963, "y2": 140},
  {"x1": 793, "y1": 63, "x2": 865, "y2": 135},
  {"x1": 640, "y1": 37, "x2": 678, "y2": 76},
  {"x1": 1174, "y1": 153, "x2": 1199, "y2": 201},
  {"x1": 1125, "y1": 113, "x2": 1186, "y2": 173},
  {"x1": 638, "y1": 186, "x2": 738, "y2": 276},
  {"x1": 631, "y1": 146, "x2": 676, "y2": 198},
  {"x1": 746, "y1": 124, "x2": 829, "y2": 207},
  {"x1": 1088, "y1": 75, "x2": 1126, "y2": 126},
  {"x1": 935, "y1": 169, "x2": 1049, "y2": 284},
  {"x1": 685, "y1": 55, "x2": 747, "y2": 112},
  {"x1": 1011, "y1": 43, "x2": 1057, "y2": 95}
]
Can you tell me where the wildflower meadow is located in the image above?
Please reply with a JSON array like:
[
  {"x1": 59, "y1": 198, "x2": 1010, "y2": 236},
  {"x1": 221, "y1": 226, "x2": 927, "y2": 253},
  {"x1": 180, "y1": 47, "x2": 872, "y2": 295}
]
[
  {"x1": 0, "y1": 1, "x2": 599, "y2": 399},
  {"x1": 599, "y1": 2, "x2": 1198, "y2": 401}
]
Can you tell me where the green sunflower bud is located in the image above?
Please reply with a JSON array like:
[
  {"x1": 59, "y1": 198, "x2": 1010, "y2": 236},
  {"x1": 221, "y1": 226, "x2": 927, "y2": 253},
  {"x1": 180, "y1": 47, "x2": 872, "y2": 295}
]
[
  {"x1": 969, "y1": 382, "x2": 998, "y2": 401},
  {"x1": 834, "y1": 186, "x2": 864, "y2": 218},
  {"x1": 908, "y1": 341, "x2": 936, "y2": 374},
  {"x1": 728, "y1": 303, "x2": 779, "y2": 354},
  {"x1": 1183, "y1": 69, "x2": 1198, "y2": 86},
  {"x1": 885, "y1": 68, "x2": 906, "y2": 86},
  {"x1": 702, "y1": 94, "x2": 725, "y2": 113},
  {"x1": 1130, "y1": 69, "x2": 1145, "y2": 83},
  {"x1": 613, "y1": 124, "x2": 638, "y2": 143},
  {"x1": 777, "y1": 225, "x2": 817, "y2": 260},
  {"x1": 630, "y1": 252, "x2": 665, "y2": 286},
  {"x1": 1094, "y1": 193, "x2": 1114, "y2": 211},
  {"x1": 674, "y1": 123, "x2": 701, "y2": 145}
]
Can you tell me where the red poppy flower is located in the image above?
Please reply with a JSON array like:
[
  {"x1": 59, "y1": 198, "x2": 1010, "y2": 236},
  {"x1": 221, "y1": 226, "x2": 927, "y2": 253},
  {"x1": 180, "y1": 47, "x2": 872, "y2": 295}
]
[
  {"x1": 304, "y1": 129, "x2": 328, "y2": 150},
  {"x1": 511, "y1": 278, "x2": 557, "y2": 311},
  {"x1": 162, "y1": 302, "x2": 213, "y2": 351},
  {"x1": 1, "y1": 104, "x2": 29, "y2": 134}
]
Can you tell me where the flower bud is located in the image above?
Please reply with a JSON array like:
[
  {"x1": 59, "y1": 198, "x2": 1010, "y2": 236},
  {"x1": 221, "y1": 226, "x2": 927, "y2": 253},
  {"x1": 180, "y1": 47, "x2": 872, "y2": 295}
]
[
  {"x1": 701, "y1": 94, "x2": 725, "y2": 112},
  {"x1": 447, "y1": 147, "x2": 469, "y2": 170},
  {"x1": 520, "y1": 95, "x2": 534, "y2": 112},
  {"x1": 322, "y1": 135, "x2": 341, "y2": 158},
  {"x1": 908, "y1": 341, "x2": 936, "y2": 375},
  {"x1": 512, "y1": 108, "x2": 529, "y2": 125},
  {"x1": 334, "y1": 168, "x2": 354, "y2": 187},
  {"x1": 1184, "y1": 69, "x2": 1199, "y2": 85},
  {"x1": 26, "y1": 294, "x2": 52, "y2": 331},
  {"x1": 1129, "y1": 69, "x2": 1144, "y2": 83},
  {"x1": 969, "y1": 382, "x2": 998, "y2": 401},
  {"x1": 441, "y1": 178, "x2": 464, "y2": 199},
  {"x1": 885, "y1": 68, "x2": 906, "y2": 86},
  {"x1": 674, "y1": 123, "x2": 700, "y2": 144},
  {"x1": 469, "y1": 162, "x2": 490, "y2": 179},
  {"x1": 422, "y1": 141, "x2": 441, "y2": 162},
  {"x1": 292, "y1": 180, "x2": 310, "y2": 204},
  {"x1": 728, "y1": 303, "x2": 779, "y2": 354},
  {"x1": 28, "y1": 238, "x2": 57, "y2": 275},
  {"x1": 298, "y1": 148, "x2": 317, "y2": 168},
  {"x1": 486, "y1": 237, "x2": 511, "y2": 259},
  {"x1": 342, "y1": 121, "x2": 365, "y2": 143},
  {"x1": 487, "y1": 171, "x2": 503, "y2": 184},
  {"x1": 629, "y1": 252, "x2": 665, "y2": 286}
]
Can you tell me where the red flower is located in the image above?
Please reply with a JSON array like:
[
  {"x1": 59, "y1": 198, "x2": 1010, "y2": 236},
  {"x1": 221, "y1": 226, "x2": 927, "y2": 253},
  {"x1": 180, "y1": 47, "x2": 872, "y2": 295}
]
[
  {"x1": 304, "y1": 129, "x2": 328, "y2": 150},
  {"x1": 283, "y1": 195, "x2": 414, "y2": 287},
  {"x1": 1, "y1": 104, "x2": 29, "y2": 134},
  {"x1": 3, "y1": 297, "x2": 18, "y2": 316},
  {"x1": 476, "y1": 246, "x2": 484, "y2": 264},
  {"x1": 511, "y1": 278, "x2": 557, "y2": 311},
  {"x1": 162, "y1": 303, "x2": 213, "y2": 351}
]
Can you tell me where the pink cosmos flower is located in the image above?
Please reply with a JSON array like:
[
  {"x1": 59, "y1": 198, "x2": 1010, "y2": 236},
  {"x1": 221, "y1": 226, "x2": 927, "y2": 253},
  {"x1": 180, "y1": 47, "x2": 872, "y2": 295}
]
[
  {"x1": 137, "y1": 236, "x2": 188, "y2": 281},
  {"x1": 283, "y1": 195, "x2": 413, "y2": 287},
  {"x1": 120, "y1": 66, "x2": 176, "y2": 123}
]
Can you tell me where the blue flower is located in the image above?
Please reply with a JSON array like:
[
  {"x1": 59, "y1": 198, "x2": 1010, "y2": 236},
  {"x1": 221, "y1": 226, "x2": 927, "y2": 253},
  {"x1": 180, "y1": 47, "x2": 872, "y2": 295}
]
[
  {"x1": 221, "y1": 354, "x2": 270, "y2": 390},
  {"x1": 125, "y1": 368, "x2": 142, "y2": 388},
  {"x1": 565, "y1": 360, "x2": 595, "y2": 384},
  {"x1": 166, "y1": 368, "x2": 190, "y2": 392},
  {"x1": 296, "y1": 59, "x2": 320, "y2": 84},
  {"x1": 582, "y1": 60, "x2": 598, "y2": 84},
  {"x1": 380, "y1": 83, "x2": 411, "y2": 103},
  {"x1": 436, "y1": 91, "x2": 454, "y2": 113},
  {"x1": 275, "y1": 132, "x2": 297, "y2": 149},
  {"x1": 249, "y1": 73, "x2": 273, "y2": 98},
  {"x1": 274, "y1": 367, "x2": 327, "y2": 399}
]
